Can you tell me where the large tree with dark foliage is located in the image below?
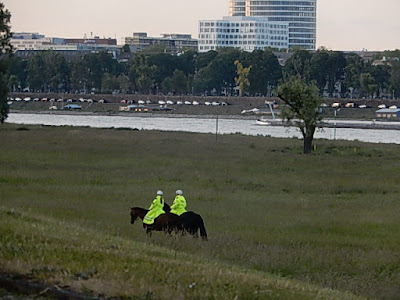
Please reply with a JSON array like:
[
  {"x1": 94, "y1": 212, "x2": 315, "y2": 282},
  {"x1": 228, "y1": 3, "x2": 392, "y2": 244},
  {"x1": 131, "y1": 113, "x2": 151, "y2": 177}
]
[
  {"x1": 0, "y1": 2, "x2": 12, "y2": 123},
  {"x1": 277, "y1": 76, "x2": 324, "y2": 154}
]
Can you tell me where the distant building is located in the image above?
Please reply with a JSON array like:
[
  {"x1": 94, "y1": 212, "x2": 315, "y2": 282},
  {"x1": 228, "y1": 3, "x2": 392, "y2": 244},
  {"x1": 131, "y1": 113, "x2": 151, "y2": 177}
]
[
  {"x1": 11, "y1": 33, "x2": 64, "y2": 51},
  {"x1": 65, "y1": 38, "x2": 117, "y2": 46},
  {"x1": 124, "y1": 32, "x2": 198, "y2": 54},
  {"x1": 375, "y1": 108, "x2": 400, "y2": 118},
  {"x1": 11, "y1": 33, "x2": 119, "y2": 58},
  {"x1": 228, "y1": 0, "x2": 317, "y2": 50},
  {"x1": 198, "y1": 16, "x2": 289, "y2": 53}
]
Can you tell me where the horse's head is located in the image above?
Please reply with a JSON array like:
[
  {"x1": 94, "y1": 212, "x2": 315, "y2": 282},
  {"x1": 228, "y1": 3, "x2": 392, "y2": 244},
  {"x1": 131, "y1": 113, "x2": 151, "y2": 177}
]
[
  {"x1": 130, "y1": 207, "x2": 139, "y2": 224},
  {"x1": 130, "y1": 207, "x2": 147, "y2": 224}
]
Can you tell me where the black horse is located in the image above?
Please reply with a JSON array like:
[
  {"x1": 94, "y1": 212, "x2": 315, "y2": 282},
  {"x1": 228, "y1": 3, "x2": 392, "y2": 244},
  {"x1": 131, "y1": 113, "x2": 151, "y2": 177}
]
[
  {"x1": 179, "y1": 211, "x2": 208, "y2": 240},
  {"x1": 130, "y1": 203, "x2": 180, "y2": 236}
]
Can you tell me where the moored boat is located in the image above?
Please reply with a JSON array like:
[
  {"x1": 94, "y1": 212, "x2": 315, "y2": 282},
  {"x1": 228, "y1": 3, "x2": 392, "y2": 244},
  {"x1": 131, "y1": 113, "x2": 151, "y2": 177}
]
[{"x1": 256, "y1": 118, "x2": 270, "y2": 125}]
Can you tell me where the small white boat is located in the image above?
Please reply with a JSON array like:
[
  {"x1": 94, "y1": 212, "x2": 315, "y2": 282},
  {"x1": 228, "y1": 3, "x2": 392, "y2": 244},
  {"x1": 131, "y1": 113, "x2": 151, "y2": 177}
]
[
  {"x1": 241, "y1": 108, "x2": 260, "y2": 114},
  {"x1": 256, "y1": 118, "x2": 271, "y2": 125}
]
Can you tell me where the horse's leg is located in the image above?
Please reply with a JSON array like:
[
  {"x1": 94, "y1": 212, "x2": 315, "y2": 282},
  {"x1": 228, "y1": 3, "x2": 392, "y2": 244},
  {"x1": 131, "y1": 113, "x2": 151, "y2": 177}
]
[
  {"x1": 166, "y1": 224, "x2": 173, "y2": 235},
  {"x1": 146, "y1": 225, "x2": 153, "y2": 237}
]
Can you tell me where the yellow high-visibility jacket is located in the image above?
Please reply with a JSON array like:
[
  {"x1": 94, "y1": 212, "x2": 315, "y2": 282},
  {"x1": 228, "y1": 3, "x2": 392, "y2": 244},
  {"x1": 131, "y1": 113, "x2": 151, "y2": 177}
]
[
  {"x1": 143, "y1": 196, "x2": 165, "y2": 225},
  {"x1": 170, "y1": 195, "x2": 187, "y2": 216}
]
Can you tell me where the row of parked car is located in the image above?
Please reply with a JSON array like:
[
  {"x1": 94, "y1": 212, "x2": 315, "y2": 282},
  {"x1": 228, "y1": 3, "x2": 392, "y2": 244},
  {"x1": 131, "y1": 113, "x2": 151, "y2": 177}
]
[
  {"x1": 329, "y1": 102, "x2": 398, "y2": 109},
  {"x1": 9, "y1": 96, "x2": 231, "y2": 106},
  {"x1": 132, "y1": 100, "x2": 229, "y2": 106},
  {"x1": 8, "y1": 97, "x2": 107, "y2": 104}
]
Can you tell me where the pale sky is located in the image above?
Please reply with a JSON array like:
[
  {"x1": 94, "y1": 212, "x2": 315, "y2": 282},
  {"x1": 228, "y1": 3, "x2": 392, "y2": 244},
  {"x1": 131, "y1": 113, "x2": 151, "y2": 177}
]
[{"x1": 2, "y1": 0, "x2": 400, "y2": 51}]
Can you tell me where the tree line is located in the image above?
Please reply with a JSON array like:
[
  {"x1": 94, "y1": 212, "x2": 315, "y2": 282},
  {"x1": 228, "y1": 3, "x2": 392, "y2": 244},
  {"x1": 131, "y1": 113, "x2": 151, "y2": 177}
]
[{"x1": 5, "y1": 47, "x2": 400, "y2": 99}]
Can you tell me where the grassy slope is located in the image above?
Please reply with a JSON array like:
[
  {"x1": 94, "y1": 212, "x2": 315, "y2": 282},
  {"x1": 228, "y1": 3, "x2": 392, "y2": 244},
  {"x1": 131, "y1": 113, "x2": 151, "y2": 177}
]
[
  {"x1": 0, "y1": 208, "x2": 361, "y2": 300},
  {"x1": 1, "y1": 123, "x2": 399, "y2": 299}
]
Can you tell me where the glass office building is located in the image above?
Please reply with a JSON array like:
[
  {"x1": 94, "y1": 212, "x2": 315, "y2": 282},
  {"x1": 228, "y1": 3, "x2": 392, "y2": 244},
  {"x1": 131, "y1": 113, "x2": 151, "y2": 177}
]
[
  {"x1": 229, "y1": 0, "x2": 316, "y2": 49},
  {"x1": 198, "y1": 16, "x2": 289, "y2": 52}
]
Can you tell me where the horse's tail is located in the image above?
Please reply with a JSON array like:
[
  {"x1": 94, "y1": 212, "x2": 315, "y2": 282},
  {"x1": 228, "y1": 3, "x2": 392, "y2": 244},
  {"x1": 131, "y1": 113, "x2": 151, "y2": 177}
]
[{"x1": 198, "y1": 216, "x2": 208, "y2": 241}]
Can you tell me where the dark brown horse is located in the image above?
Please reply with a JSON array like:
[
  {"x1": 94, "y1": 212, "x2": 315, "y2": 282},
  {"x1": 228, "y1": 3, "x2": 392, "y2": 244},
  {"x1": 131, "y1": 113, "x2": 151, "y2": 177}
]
[
  {"x1": 130, "y1": 205, "x2": 180, "y2": 236},
  {"x1": 179, "y1": 211, "x2": 208, "y2": 240}
]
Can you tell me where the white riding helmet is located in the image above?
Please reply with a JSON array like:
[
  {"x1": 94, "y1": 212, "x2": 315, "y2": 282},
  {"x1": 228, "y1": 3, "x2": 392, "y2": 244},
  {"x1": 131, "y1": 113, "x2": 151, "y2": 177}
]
[
  {"x1": 157, "y1": 190, "x2": 163, "y2": 196},
  {"x1": 176, "y1": 189, "x2": 183, "y2": 195}
]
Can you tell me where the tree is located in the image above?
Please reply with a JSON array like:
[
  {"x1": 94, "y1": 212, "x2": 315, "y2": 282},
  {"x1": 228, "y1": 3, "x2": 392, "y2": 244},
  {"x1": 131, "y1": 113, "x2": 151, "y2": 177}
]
[
  {"x1": 309, "y1": 49, "x2": 330, "y2": 93},
  {"x1": 195, "y1": 48, "x2": 243, "y2": 95},
  {"x1": 390, "y1": 60, "x2": 400, "y2": 98},
  {"x1": 148, "y1": 53, "x2": 179, "y2": 87},
  {"x1": 128, "y1": 54, "x2": 157, "y2": 94},
  {"x1": 359, "y1": 73, "x2": 376, "y2": 98},
  {"x1": 121, "y1": 44, "x2": 131, "y2": 53},
  {"x1": 6, "y1": 56, "x2": 28, "y2": 91},
  {"x1": 234, "y1": 60, "x2": 251, "y2": 97},
  {"x1": 277, "y1": 76, "x2": 324, "y2": 154},
  {"x1": 283, "y1": 50, "x2": 312, "y2": 78},
  {"x1": 101, "y1": 73, "x2": 119, "y2": 93},
  {"x1": 0, "y1": 2, "x2": 12, "y2": 123},
  {"x1": 195, "y1": 50, "x2": 218, "y2": 70},
  {"x1": 170, "y1": 69, "x2": 187, "y2": 94},
  {"x1": 326, "y1": 51, "x2": 346, "y2": 97},
  {"x1": 244, "y1": 49, "x2": 282, "y2": 96},
  {"x1": 344, "y1": 53, "x2": 365, "y2": 98},
  {"x1": 69, "y1": 55, "x2": 90, "y2": 93},
  {"x1": 117, "y1": 74, "x2": 131, "y2": 93},
  {"x1": 84, "y1": 52, "x2": 118, "y2": 92},
  {"x1": 370, "y1": 65, "x2": 390, "y2": 98}
]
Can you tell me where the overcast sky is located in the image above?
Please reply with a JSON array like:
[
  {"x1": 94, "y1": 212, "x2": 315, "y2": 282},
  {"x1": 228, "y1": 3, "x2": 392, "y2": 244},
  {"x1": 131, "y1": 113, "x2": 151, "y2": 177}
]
[{"x1": 2, "y1": 0, "x2": 399, "y2": 51}]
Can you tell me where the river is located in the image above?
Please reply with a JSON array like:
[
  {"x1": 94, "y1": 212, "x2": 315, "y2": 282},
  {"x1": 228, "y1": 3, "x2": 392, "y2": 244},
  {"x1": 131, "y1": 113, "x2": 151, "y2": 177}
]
[{"x1": 6, "y1": 113, "x2": 400, "y2": 144}]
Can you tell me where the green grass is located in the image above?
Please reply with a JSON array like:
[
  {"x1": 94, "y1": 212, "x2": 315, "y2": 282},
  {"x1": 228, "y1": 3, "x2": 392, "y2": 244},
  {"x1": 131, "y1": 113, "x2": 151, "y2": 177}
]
[{"x1": 1, "y1": 123, "x2": 400, "y2": 299}]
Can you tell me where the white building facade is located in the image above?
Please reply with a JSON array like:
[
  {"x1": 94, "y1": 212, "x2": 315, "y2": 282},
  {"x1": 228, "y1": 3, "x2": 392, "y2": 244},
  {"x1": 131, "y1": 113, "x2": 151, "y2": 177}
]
[
  {"x1": 198, "y1": 16, "x2": 289, "y2": 52},
  {"x1": 10, "y1": 33, "x2": 119, "y2": 57},
  {"x1": 229, "y1": 0, "x2": 317, "y2": 50}
]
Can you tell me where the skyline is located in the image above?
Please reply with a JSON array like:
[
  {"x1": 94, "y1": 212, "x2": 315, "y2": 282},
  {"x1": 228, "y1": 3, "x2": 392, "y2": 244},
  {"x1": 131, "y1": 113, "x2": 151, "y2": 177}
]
[{"x1": 2, "y1": 0, "x2": 400, "y2": 51}]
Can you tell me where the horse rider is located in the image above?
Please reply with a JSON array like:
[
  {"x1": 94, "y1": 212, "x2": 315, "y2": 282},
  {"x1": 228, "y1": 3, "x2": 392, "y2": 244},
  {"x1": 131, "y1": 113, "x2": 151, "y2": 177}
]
[
  {"x1": 170, "y1": 189, "x2": 187, "y2": 216},
  {"x1": 143, "y1": 190, "x2": 165, "y2": 225}
]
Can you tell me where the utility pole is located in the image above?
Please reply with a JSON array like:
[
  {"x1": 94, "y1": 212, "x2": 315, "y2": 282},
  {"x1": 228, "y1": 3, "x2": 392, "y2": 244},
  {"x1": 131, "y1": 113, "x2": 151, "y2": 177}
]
[
  {"x1": 333, "y1": 108, "x2": 340, "y2": 140},
  {"x1": 215, "y1": 115, "x2": 219, "y2": 143}
]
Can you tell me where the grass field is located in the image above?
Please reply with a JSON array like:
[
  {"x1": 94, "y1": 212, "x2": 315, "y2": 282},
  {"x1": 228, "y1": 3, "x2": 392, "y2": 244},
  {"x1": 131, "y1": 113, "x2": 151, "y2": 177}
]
[{"x1": 1, "y1": 123, "x2": 399, "y2": 299}]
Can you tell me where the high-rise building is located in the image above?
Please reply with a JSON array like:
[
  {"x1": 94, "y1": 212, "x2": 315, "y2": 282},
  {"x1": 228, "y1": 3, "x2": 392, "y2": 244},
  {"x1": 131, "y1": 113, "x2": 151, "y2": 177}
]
[
  {"x1": 198, "y1": 16, "x2": 289, "y2": 53},
  {"x1": 229, "y1": 0, "x2": 317, "y2": 50}
]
